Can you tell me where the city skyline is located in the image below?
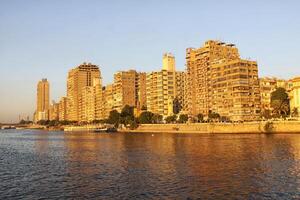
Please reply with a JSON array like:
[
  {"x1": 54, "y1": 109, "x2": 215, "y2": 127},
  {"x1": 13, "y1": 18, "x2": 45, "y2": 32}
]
[{"x1": 1, "y1": 0, "x2": 300, "y2": 123}]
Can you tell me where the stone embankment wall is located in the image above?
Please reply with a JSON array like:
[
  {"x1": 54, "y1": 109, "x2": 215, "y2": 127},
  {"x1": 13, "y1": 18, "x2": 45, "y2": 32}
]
[{"x1": 129, "y1": 121, "x2": 300, "y2": 134}]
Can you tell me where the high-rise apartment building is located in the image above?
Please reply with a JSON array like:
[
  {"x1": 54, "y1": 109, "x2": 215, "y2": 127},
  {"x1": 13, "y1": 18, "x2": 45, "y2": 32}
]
[
  {"x1": 67, "y1": 63, "x2": 102, "y2": 121},
  {"x1": 210, "y1": 59, "x2": 260, "y2": 121},
  {"x1": 136, "y1": 72, "x2": 147, "y2": 110},
  {"x1": 35, "y1": 78, "x2": 50, "y2": 121},
  {"x1": 102, "y1": 84, "x2": 114, "y2": 119},
  {"x1": 113, "y1": 70, "x2": 137, "y2": 112},
  {"x1": 186, "y1": 40, "x2": 260, "y2": 121},
  {"x1": 111, "y1": 70, "x2": 146, "y2": 113},
  {"x1": 79, "y1": 86, "x2": 96, "y2": 122},
  {"x1": 175, "y1": 71, "x2": 186, "y2": 113},
  {"x1": 78, "y1": 78, "x2": 103, "y2": 122},
  {"x1": 146, "y1": 53, "x2": 181, "y2": 117},
  {"x1": 58, "y1": 97, "x2": 68, "y2": 121}
]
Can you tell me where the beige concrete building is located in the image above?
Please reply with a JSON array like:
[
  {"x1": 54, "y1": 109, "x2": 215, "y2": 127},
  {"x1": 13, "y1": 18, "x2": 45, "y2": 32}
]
[
  {"x1": 136, "y1": 72, "x2": 147, "y2": 110},
  {"x1": 175, "y1": 71, "x2": 186, "y2": 113},
  {"x1": 259, "y1": 77, "x2": 287, "y2": 112},
  {"x1": 113, "y1": 70, "x2": 137, "y2": 112},
  {"x1": 186, "y1": 40, "x2": 260, "y2": 121},
  {"x1": 67, "y1": 63, "x2": 102, "y2": 121},
  {"x1": 79, "y1": 86, "x2": 96, "y2": 122},
  {"x1": 49, "y1": 101, "x2": 59, "y2": 121},
  {"x1": 111, "y1": 70, "x2": 146, "y2": 113},
  {"x1": 146, "y1": 53, "x2": 183, "y2": 117},
  {"x1": 58, "y1": 97, "x2": 68, "y2": 121},
  {"x1": 289, "y1": 77, "x2": 300, "y2": 114},
  {"x1": 102, "y1": 84, "x2": 114, "y2": 119},
  {"x1": 94, "y1": 79, "x2": 104, "y2": 120},
  {"x1": 35, "y1": 78, "x2": 50, "y2": 121},
  {"x1": 210, "y1": 59, "x2": 261, "y2": 121}
]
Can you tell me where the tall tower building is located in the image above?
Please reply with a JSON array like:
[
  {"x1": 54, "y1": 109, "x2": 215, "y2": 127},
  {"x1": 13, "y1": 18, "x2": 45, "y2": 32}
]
[
  {"x1": 36, "y1": 78, "x2": 49, "y2": 121},
  {"x1": 67, "y1": 63, "x2": 102, "y2": 121},
  {"x1": 186, "y1": 40, "x2": 260, "y2": 121},
  {"x1": 146, "y1": 53, "x2": 181, "y2": 117}
]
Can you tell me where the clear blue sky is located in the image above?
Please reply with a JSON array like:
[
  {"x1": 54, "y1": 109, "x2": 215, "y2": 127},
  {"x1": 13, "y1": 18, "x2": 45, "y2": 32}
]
[{"x1": 1, "y1": 0, "x2": 300, "y2": 123}]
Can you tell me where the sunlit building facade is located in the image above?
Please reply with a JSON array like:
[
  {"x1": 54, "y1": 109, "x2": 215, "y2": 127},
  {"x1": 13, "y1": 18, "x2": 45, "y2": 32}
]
[
  {"x1": 67, "y1": 63, "x2": 102, "y2": 121},
  {"x1": 113, "y1": 70, "x2": 137, "y2": 112},
  {"x1": 58, "y1": 97, "x2": 68, "y2": 121},
  {"x1": 146, "y1": 53, "x2": 180, "y2": 117},
  {"x1": 35, "y1": 78, "x2": 50, "y2": 121},
  {"x1": 259, "y1": 77, "x2": 287, "y2": 112},
  {"x1": 289, "y1": 77, "x2": 300, "y2": 114},
  {"x1": 186, "y1": 40, "x2": 260, "y2": 121},
  {"x1": 49, "y1": 101, "x2": 59, "y2": 121},
  {"x1": 102, "y1": 84, "x2": 114, "y2": 119}
]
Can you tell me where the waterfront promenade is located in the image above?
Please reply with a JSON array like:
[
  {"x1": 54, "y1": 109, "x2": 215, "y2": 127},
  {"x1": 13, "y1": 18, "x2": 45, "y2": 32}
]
[
  {"x1": 59, "y1": 121, "x2": 300, "y2": 134},
  {"x1": 121, "y1": 121, "x2": 300, "y2": 134}
]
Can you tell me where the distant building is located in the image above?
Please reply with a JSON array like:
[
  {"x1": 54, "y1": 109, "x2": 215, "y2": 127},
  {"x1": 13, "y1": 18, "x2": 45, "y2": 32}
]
[
  {"x1": 102, "y1": 84, "x2": 114, "y2": 119},
  {"x1": 58, "y1": 97, "x2": 68, "y2": 121},
  {"x1": 136, "y1": 72, "x2": 147, "y2": 110},
  {"x1": 175, "y1": 71, "x2": 186, "y2": 113},
  {"x1": 35, "y1": 78, "x2": 49, "y2": 122},
  {"x1": 67, "y1": 63, "x2": 102, "y2": 122},
  {"x1": 146, "y1": 53, "x2": 184, "y2": 117},
  {"x1": 113, "y1": 70, "x2": 137, "y2": 112},
  {"x1": 289, "y1": 77, "x2": 300, "y2": 114},
  {"x1": 79, "y1": 86, "x2": 96, "y2": 122},
  {"x1": 186, "y1": 40, "x2": 260, "y2": 121},
  {"x1": 49, "y1": 101, "x2": 59, "y2": 121},
  {"x1": 259, "y1": 77, "x2": 287, "y2": 112},
  {"x1": 111, "y1": 70, "x2": 146, "y2": 113}
]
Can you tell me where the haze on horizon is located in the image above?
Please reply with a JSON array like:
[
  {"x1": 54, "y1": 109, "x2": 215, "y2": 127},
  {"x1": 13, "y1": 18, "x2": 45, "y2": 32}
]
[{"x1": 0, "y1": 0, "x2": 300, "y2": 123}]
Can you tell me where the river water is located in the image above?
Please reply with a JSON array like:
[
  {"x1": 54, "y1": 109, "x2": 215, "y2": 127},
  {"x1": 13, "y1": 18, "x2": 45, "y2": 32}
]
[{"x1": 1, "y1": 130, "x2": 300, "y2": 199}]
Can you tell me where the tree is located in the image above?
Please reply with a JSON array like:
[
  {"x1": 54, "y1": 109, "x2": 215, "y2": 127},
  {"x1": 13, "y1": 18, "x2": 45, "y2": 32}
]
[
  {"x1": 291, "y1": 108, "x2": 298, "y2": 117},
  {"x1": 173, "y1": 97, "x2": 182, "y2": 114},
  {"x1": 271, "y1": 87, "x2": 290, "y2": 117},
  {"x1": 197, "y1": 113, "x2": 204, "y2": 122},
  {"x1": 165, "y1": 115, "x2": 177, "y2": 124},
  {"x1": 138, "y1": 111, "x2": 154, "y2": 124},
  {"x1": 49, "y1": 120, "x2": 59, "y2": 126},
  {"x1": 178, "y1": 114, "x2": 188, "y2": 123},
  {"x1": 208, "y1": 111, "x2": 220, "y2": 121},
  {"x1": 19, "y1": 119, "x2": 32, "y2": 124},
  {"x1": 120, "y1": 105, "x2": 135, "y2": 126},
  {"x1": 107, "y1": 110, "x2": 120, "y2": 127},
  {"x1": 129, "y1": 120, "x2": 138, "y2": 130},
  {"x1": 37, "y1": 120, "x2": 50, "y2": 125},
  {"x1": 261, "y1": 109, "x2": 272, "y2": 119},
  {"x1": 152, "y1": 114, "x2": 163, "y2": 124}
]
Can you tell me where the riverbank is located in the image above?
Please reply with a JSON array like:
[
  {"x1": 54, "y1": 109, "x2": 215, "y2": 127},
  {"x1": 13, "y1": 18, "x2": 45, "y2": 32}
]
[
  {"x1": 21, "y1": 121, "x2": 300, "y2": 134},
  {"x1": 120, "y1": 121, "x2": 300, "y2": 134}
]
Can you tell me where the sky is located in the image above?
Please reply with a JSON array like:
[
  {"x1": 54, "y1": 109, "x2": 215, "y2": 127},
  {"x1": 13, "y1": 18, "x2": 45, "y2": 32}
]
[{"x1": 1, "y1": 0, "x2": 300, "y2": 123}]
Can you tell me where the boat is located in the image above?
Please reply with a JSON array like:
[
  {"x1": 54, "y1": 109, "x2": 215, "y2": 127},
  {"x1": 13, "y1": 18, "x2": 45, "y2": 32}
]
[
  {"x1": 94, "y1": 127, "x2": 117, "y2": 133},
  {"x1": 1, "y1": 126, "x2": 16, "y2": 130}
]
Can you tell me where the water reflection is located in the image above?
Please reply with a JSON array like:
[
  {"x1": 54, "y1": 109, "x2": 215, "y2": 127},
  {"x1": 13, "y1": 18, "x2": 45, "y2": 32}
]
[{"x1": 1, "y1": 130, "x2": 300, "y2": 199}]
